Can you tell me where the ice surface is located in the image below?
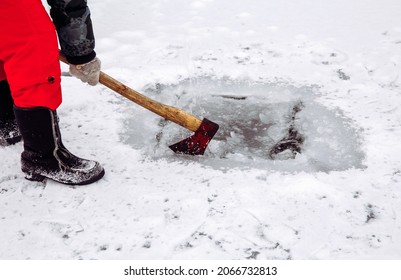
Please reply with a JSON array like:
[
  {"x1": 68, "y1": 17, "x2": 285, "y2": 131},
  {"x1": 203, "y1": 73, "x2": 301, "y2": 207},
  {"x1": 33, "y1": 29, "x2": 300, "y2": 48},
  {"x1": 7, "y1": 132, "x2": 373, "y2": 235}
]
[
  {"x1": 123, "y1": 77, "x2": 365, "y2": 172},
  {"x1": 1, "y1": 0, "x2": 401, "y2": 261}
]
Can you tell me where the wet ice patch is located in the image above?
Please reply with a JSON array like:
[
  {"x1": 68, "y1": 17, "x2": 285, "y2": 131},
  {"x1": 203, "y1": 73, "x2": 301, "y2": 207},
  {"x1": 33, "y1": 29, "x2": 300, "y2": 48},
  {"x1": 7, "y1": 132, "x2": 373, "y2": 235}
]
[{"x1": 122, "y1": 77, "x2": 365, "y2": 172}]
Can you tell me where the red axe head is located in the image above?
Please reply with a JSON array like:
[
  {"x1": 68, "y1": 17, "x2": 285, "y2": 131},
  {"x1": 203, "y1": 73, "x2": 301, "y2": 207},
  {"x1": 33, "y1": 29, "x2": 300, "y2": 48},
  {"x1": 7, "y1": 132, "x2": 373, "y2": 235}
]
[{"x1": 169, "y1": 118, "x2": 219, "y2": 155}]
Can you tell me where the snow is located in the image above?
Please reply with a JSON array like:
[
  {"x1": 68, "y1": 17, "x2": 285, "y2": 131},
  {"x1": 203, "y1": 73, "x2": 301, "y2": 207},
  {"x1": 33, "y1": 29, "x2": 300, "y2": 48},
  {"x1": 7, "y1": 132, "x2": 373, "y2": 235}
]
[{"x1": 1, "y1": 0, "x2": 401, "y2": 259}]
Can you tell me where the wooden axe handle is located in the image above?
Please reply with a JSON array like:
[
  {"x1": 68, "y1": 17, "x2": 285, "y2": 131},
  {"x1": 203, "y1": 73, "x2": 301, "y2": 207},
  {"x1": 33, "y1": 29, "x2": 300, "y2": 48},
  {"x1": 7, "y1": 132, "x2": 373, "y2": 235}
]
[{"x1": 59, "y1": 54, "x2": 202, "y2": 132}]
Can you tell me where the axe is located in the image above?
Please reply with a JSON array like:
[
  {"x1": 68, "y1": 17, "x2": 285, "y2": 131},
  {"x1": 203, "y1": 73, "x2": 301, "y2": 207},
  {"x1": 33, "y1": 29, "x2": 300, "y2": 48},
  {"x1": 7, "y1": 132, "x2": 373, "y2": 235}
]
[{"x1": 59, "y1": 54, "x2": 219, "y2": 155}]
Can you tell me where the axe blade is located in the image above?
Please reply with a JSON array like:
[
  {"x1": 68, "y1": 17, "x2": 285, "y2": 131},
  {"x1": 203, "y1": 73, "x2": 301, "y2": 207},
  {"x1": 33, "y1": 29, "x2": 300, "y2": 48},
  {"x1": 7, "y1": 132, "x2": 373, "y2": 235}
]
[{"x1": 169, "y1": 118, "x2": 219, "y2": 155}]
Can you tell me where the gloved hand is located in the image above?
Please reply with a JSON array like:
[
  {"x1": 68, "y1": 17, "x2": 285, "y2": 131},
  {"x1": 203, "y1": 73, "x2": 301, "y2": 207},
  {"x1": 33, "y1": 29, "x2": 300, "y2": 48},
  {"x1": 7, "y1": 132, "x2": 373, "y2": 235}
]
[{"x1": 69, "y1": 57, "x2": 101, "y2": 86}]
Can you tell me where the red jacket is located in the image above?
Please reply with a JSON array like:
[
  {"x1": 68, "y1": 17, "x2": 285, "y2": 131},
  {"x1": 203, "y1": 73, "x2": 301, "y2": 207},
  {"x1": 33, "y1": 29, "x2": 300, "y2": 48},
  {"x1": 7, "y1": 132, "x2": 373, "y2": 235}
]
[{"x1": 0, "y1": 0, "x2": 96, "y2": 109}]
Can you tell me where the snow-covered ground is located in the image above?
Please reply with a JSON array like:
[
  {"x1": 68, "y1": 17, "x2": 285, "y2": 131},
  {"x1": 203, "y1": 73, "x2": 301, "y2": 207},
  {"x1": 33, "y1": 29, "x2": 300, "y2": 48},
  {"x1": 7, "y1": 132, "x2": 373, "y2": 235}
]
[{"x1": 1, "y1": 0, "x2": 401, "y2": 259}]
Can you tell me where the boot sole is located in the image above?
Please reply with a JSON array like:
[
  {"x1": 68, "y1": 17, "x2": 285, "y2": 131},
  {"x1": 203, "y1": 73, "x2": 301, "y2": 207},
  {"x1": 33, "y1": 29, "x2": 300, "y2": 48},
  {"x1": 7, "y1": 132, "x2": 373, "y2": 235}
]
[
  {"x1": 0, "y1": 135, "x2": 21, "y2": 146},
  {"x1": 24, "y1": 169, "x2": 105, "y2": 186},
  {"x1": 25, "y1": 173, "x2": 46, "y2": 182}
]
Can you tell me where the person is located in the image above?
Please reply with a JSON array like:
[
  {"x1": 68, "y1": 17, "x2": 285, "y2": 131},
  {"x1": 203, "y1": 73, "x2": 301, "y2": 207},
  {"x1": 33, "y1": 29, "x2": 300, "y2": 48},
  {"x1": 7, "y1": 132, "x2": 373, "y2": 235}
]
[{"x1": 0, "y1": 0, "x2": 104, "y2": 185}]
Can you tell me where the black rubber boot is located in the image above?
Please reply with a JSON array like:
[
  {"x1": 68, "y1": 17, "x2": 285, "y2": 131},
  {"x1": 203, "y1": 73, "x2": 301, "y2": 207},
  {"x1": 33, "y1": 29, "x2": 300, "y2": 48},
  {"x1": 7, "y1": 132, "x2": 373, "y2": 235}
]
[
  {"x1": 0, "y1": 80, "x2": 21, "y2": 146},
  {"x1": 14, "y1": 106, "x2": 105, "y2": 185}
]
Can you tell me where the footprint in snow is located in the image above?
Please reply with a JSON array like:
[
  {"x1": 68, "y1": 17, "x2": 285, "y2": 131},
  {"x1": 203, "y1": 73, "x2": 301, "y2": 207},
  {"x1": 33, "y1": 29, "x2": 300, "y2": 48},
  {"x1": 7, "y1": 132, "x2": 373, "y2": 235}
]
[{"x1": 0, "y1": 175, "x2": 19, "y2": 197}]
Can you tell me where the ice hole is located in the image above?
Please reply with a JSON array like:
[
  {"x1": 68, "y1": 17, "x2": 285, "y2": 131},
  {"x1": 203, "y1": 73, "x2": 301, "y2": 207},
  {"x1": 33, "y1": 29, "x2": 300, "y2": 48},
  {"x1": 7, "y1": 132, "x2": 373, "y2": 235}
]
[{"x1": 122, "y1": 77, "x2": 365, "y2": 172}]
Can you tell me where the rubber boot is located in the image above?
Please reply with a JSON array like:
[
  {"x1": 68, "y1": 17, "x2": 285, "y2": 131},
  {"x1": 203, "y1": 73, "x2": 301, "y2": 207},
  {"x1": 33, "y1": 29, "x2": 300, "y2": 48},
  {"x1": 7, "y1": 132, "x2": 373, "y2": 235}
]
[
  {"x1": 0, "y1": 80, "x2": 21, "y2": 146},
  {"x1": 14, "y1": 106, "x2": 105, "y2": 185}
]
